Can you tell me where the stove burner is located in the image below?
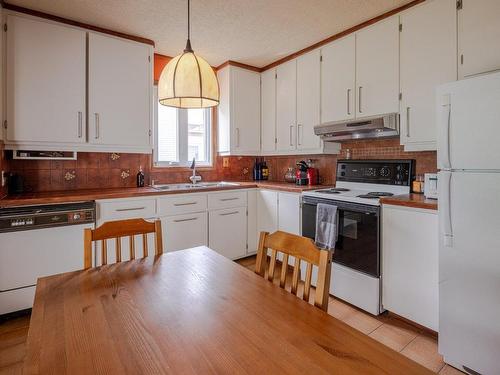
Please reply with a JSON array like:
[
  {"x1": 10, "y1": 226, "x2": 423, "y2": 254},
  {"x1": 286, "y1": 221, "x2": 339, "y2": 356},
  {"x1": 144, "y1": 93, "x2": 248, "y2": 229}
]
[
  {"x1": 316, "y1": 188, "x2": 351, "y2": 194},
  {"x1": 357, "y1": 192, "x2": 394, "y2": 199}
]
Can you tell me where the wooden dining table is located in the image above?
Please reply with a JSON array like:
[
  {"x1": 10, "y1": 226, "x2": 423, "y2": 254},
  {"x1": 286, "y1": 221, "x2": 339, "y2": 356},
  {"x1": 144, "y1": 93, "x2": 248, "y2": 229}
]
[{"x1": 24, "y1": 246, "x2": 433, "y2": 374}]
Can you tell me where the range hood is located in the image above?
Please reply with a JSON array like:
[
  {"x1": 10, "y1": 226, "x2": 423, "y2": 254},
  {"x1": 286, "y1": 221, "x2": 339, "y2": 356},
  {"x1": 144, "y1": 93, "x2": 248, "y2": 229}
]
[{"x1": 314, "y1": 113, "x2": 399, "y2": 142}]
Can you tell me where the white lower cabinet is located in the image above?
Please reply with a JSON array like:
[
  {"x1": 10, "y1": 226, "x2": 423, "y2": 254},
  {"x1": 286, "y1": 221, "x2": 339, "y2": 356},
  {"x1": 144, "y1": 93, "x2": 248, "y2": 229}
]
[
  {"x1": 209, "y1": 207, "x2": 247, "y2": 260},
  {"x1": 257, "y1": 190, "x2": 278, "y2": 233},
  {"x1": 161, "y1": 212, "x2": 208, "y2": 252},
  {"x1": 382, "y1": 204, "x2": 439, "y2": 331},
  {"x1": 96, "y1": 197, "x2": 157, "y2": 265},
  {"x1": 277, "y1": 192, "x2": 301, "y2": 235},
  {"x1": 257, "y1": 190, "x2": 302, "y2": 265}
]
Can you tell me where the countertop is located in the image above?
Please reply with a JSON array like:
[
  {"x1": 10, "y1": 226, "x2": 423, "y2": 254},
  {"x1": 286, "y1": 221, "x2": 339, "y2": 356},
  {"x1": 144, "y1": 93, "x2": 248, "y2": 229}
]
[
  {"x1": 0, "y1": 181, "x2": 330, "y2": 207},
  {"x1": 380, "y1": 194, "x2": 438, "y2": 210}
]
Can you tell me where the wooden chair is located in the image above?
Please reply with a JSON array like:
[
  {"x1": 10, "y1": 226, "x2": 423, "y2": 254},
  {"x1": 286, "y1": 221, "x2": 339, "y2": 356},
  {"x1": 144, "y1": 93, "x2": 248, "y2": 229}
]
[
  {"x1": 255, "y1": 231, "x2": 333, "y2": 311},
  {"x1": 84, "y1": 218, "x2": 163, "y2": 269}
]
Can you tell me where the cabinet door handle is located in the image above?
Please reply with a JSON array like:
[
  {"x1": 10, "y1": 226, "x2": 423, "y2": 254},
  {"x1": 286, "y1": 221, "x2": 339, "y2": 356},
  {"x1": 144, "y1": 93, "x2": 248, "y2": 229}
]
[
  {"x1": 347, "y1": 89, "x2": 351, "y2": 115},
  {"x1": 174, "y1": 202, "x2": 197, "y2": 206},
  {"x1": 115, "y1": 207, "x2": 146, "y2": 212},
  {"x1": 297, "y1": 124, "x2": 302, "y2": 146},
  {"x1": 94, "y1": 113, "x2": 100, "y2": 139},
  {"x1": 77, "y1": 111, "x2": 83, "y2": 138},
  {"x1": 406, "y1": 107, "x2": 411, "y2": 138},
  {"x1": 236, "y1": 128, "x2": 240, "y2": 147},
  {"x1": 289, "y1": 125, "x2": 294, "y2": 146},
  {"x1": 173, "y1": 217, "x2": 198, "y2": 223},
  {"x1": 358, "y1": 87, "x2": 363, "y2": 113},
  {"x1": 220, "y1": 211, "x2": 239, "y2": 216},
  {"x1": 220, "y1": 197, "x2": 239, "y2": 202}
]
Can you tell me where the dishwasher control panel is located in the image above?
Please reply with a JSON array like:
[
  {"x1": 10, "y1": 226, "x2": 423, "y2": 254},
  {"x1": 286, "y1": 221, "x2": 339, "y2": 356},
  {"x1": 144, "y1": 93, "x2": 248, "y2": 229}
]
[{"x1": 0, "y1": 202, "x2": 95, "y2": 233}]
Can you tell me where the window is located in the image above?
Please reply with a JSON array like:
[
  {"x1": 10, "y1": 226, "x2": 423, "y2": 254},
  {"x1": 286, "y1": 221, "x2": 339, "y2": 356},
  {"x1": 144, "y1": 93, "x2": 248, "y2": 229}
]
[{"x1": 154, "y1": 88, "x2": 212, "y2": 167}]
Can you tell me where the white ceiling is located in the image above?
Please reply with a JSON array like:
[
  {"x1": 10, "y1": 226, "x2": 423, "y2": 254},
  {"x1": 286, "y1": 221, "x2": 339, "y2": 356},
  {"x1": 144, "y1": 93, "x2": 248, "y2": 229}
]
[{"x1": 6, "y1": 0, "x2": 414, "y2": 67}]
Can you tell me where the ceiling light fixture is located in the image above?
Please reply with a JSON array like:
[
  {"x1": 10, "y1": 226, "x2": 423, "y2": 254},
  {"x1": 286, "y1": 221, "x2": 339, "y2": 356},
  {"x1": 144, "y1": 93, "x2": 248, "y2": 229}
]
[{"x1": 158, "y1": 0, "x2": 219, "y2": 108}]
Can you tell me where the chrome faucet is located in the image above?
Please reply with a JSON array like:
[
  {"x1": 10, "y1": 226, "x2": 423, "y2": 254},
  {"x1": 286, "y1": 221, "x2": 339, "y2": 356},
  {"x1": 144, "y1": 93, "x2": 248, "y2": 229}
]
[{"x1": 189, "y1": 158, "x2": 202, "y2": 184}]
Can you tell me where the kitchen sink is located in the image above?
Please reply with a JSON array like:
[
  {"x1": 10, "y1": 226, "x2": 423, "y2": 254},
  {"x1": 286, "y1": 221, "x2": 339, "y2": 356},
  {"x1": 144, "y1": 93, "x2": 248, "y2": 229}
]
[{"x1": 151, "y1": 182, "x2": 240, "y2": 191}]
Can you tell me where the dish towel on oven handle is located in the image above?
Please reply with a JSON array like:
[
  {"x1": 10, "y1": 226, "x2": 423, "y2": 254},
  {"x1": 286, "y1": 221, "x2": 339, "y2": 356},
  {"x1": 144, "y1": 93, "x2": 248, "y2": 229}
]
[{"x1": 315, "y1": 203, "x2": 337, "y2": 250}]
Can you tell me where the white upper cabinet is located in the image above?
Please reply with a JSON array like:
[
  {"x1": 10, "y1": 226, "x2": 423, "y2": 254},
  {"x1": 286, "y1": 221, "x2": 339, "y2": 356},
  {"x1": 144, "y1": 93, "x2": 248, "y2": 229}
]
[
  {"x1": 271, "y1": 56, "x2": 339, "y2": 155},
  {"x1": 260, "y1": 68, "x2": 277, "y2": 153},
  {"x1": 217, "y1": 65, "x2": 261, "y2": 155},
  {"x1": 356, "y1": 16, "x2": 400, "y2": 118},
  {"x1": 321, "y1": 35, "x2": 356, "y2": 124},
  {"x1": 400, "y1": 0, "x2": 457, "y2": 151},
  {"x1": 276, "y1": 60, "x2": 297, "y2": 152},
  {"x1": 296, "y1": 50, "x2": 321, "y2": 151},
  {"x1": 5, "y1": 15, "x2": 86, "y2": 145},
  {"x1": 458, "y1": 0, "x2": 500, "y2": 78},
  {"x1": 88, "y1": 33, "x2": 152, "y2": 151}
]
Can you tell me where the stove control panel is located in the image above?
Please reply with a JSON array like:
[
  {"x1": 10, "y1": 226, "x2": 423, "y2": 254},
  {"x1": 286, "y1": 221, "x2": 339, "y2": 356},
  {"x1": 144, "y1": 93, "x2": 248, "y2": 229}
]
[{"x1": 337, "y1": 160, "x2": 414, "y2": 186}]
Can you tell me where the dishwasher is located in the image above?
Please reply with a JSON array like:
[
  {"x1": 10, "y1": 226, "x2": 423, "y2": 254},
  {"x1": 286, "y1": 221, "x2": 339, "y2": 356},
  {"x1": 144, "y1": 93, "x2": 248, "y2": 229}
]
[{"x1": 0, "y1": 201, "x2": 95, "y2": 315}]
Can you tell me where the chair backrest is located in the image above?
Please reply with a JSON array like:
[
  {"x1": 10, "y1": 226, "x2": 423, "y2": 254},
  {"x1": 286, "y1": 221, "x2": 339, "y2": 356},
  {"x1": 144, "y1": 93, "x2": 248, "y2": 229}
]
[
  {"x1": 255, "y1": 231, "x2": 333, "y2": 311},
  {"x1": 84, "y1": 218, "x2": 163, "y2": 269}
]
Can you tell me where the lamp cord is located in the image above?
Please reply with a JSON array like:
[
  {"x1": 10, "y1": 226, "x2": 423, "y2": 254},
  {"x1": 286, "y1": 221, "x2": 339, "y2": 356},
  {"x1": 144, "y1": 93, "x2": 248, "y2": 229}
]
[{"x1": 187, "y1": 0, "x2": 190, "y2": 41}]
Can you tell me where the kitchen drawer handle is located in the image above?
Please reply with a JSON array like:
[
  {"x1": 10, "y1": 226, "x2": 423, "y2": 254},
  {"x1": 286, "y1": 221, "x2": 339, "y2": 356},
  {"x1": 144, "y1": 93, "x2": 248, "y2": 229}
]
[
  {"x1": 174, "y1": 202, "x2": 197, "y2": 206},
  {"x1": 219, "y1": 211, "x2": 239, "y2": 216},
  {"x1": 173, "y1": 217, "x2": 198, "y2": 223},
  {"x1": 297, "y1": 124, "x2": 302, "y2": 146},
  {"x1": 94, "y1": 113, "x2": 100, "y2": 139},
  {"x1": 220, "y1": 197, "x2": 239, "y2": 202},
  {"x1": 289, "y1": 125, "x2": 294, "y2": 146},
  {"x1": 115, "y1": 207, "x2": 146, "y2": 212},
  {"x1": 77, "y1": 111, "x2": 83, "y2": 138}
]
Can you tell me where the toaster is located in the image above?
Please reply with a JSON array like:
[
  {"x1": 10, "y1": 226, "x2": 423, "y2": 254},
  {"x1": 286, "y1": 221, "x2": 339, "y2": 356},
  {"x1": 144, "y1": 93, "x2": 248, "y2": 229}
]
[{"x1": 424, "y1": 173, "x2": 438, "y2": 200}]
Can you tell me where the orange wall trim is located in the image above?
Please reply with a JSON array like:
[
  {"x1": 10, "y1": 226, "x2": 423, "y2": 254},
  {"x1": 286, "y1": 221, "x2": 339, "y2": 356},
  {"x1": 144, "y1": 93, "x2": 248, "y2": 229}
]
[{"x1": 154, "y1": 53, "x2": 173, "y2": 83}]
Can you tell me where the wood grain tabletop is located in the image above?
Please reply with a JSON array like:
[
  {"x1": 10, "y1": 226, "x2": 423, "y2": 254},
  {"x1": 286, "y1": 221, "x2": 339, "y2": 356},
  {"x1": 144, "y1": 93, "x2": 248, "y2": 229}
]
[{"x1": 24, "y1": 247, "x2": 433, "y2": 374}]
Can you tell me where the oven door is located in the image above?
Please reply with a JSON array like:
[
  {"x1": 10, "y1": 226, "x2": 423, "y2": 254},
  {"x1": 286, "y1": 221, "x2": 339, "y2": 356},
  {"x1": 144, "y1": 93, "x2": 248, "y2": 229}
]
[{"x1": 302, "y1": 197, "x2": 380, "y2": 277}]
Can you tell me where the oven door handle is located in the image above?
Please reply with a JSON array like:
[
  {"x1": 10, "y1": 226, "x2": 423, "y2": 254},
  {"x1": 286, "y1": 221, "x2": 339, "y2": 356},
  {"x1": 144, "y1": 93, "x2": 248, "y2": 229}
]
[{"x1": 302, "y1": 200, "x2": 379, "y2": 216}]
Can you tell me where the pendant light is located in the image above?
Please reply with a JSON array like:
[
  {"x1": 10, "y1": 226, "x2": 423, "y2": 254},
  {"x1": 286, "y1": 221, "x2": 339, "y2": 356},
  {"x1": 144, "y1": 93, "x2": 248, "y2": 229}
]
[{"x1": 158, "y1": 0, "x2": 219, "y2": 108}]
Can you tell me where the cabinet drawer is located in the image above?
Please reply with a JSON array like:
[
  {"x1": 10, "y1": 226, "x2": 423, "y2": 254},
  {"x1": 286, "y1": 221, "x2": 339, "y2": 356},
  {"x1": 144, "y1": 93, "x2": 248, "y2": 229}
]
[
  {"x1": 97, "y1": 198, "x2": 156, "y2": 221},
  {"x1": 208, "y1": 190, "x2": 247, "y2": 210},
  {"x1": 157, "y1": 193, "x2": 207, "y2": 216}
]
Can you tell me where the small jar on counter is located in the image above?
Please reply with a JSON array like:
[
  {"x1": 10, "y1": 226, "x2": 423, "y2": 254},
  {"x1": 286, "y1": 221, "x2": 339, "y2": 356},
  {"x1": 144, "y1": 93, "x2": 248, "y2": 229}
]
[{"x1": 412, "y1": 175, "x2": 425, "y2": 194}]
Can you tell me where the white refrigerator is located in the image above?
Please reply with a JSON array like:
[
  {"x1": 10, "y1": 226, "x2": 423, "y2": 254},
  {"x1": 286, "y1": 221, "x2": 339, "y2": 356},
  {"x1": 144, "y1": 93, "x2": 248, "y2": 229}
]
[{"x1": 437, "y1": 71, "x2": 500, "y2": 374}]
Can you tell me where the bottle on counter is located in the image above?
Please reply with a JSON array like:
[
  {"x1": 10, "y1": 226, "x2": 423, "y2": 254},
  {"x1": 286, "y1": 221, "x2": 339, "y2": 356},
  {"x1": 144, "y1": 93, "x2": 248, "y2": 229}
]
[
  {"x1": 136, "y1": 166, "x2": 145, "y2": 187},
  {"x1": 261, "y1": 161, "x2": 269, "y2": 181},
  {"x1": 253, "y1": 158, "x2": 262, "y2": 181}
]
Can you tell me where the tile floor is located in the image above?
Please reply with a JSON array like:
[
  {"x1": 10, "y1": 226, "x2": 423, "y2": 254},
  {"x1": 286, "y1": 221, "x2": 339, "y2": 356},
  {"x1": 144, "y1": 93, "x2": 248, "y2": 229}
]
[
  {"x1": 236, "y1": 256, "x2": 465, "y2": 375},
  {"x1": 0, "y1": 256, "x2": 465, "y2": 375}
]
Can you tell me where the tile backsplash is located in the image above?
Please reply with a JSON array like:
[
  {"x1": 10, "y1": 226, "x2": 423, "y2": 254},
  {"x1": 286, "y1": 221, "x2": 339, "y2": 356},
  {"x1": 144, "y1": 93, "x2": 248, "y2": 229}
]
[{"x1": 3, "y1": 138, "x2": 436, "y2": 193}]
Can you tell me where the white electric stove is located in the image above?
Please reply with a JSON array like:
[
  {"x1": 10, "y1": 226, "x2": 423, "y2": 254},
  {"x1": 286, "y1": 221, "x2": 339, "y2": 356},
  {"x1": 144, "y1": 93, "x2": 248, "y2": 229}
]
[{"x1": 302, "y1": 160, "x2": 414, "y2": 315}]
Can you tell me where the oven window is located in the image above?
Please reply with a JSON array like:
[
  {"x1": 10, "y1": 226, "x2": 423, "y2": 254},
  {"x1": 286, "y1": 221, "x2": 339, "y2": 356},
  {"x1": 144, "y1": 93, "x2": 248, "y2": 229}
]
[
  {"x1": 302, "y1": 203, "x2": 379, "y2": 277},
  {"x1": 335, "y1": 210, "x2": 379, "y2": 276}
]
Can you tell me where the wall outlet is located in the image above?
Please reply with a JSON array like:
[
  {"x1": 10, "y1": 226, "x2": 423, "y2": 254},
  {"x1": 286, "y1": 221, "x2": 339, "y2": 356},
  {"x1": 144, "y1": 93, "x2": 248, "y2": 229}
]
[{"x1": 223, "y1": 158, "x2": 229, "y2": 168}]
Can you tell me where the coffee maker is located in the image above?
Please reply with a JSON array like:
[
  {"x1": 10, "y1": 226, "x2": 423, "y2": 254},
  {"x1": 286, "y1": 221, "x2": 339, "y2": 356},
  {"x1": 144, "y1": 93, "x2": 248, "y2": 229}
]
[{"x1": 295, "y1": 161, "x2": 309, "y2": 186}]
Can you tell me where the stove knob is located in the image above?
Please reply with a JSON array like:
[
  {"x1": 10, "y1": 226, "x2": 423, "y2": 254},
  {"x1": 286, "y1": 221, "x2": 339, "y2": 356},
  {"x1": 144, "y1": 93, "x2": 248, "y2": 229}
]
[{"x1": 73, "y1": 213, "x2": 81, "y2": 220}]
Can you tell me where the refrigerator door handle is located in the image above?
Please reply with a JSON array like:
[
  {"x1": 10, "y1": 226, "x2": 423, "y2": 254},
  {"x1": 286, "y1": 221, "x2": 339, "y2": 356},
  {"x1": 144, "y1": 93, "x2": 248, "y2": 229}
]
[
  {"x1": 440, "y1": 94, "x2": 452, "y2": 169},
  {"x1": 440, "y1": 171, "x2": 453, "y2": 247}
]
